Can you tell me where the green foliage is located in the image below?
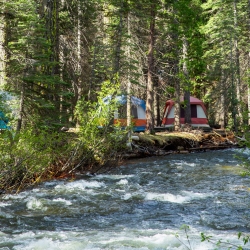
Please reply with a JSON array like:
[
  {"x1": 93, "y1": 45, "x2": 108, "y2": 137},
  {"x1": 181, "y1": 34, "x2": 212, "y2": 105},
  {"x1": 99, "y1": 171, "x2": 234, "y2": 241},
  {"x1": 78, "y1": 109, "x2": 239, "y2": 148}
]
[
  {"x1": 2, "y1": 0, "x2": 250, "y2": 192},
  {"x1": 0, "y1": 81, "x2": 131, "y2": 192},
  {"x1": 176, "y1": 225, "x2": 250, "y2": 250},
  {"x1": 201, "y1": 232, "x2": 249, "y2": 250},
  {"x1": 4, "y1": 0, "x2": 73, "y2": 129},
  {"x1": 0, "y1": 91, "x2": 18, "y2": 128},
  {"x1": 0, "y1": 128, "x2": 73, "y2": 193},
  {"x1": 73, "y1": 80, "x2": 128, "y2": 172},
  {"x1": 74, "y1": 99, "x2": 127, "y2": 170},
  {"x1": 230, "y1": 106, "x2": 250, "y2": 176},
  {"x1": 235, "y1": 133, "x2": 250, "y2": 177},
  {"x1": 158, "y1": 0, "x2": 206, "y2": 101},
  {"x1": 200, "y1": 0, "x2": 250, "y2": 129},
  {"x1": 0, "y1": 92, "x2": 12, "y2": 115}
]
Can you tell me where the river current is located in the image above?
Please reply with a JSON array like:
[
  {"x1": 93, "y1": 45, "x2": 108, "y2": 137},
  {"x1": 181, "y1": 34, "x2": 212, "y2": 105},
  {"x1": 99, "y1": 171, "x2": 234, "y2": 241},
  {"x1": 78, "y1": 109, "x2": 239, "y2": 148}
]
[{"x1": 1, "y1": 148, "x2": 250, "y2": 249}]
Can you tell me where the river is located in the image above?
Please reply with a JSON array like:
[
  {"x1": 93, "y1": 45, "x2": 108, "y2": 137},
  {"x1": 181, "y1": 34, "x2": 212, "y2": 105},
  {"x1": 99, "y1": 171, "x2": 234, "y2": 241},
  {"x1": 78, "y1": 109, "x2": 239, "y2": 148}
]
[{"x1": 0, "y1": 148, "x2": 250, "y2": 250}]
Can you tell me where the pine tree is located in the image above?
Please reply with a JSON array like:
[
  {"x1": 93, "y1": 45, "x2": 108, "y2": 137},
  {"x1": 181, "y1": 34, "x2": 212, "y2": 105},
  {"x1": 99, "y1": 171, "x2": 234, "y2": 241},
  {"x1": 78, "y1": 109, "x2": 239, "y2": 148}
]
[
  {"x1": 202, "y1": 0, "x2": 249, "y2": 130},
  {"x1": 145, "y1": 0, "x2": 157, "y2": 134},
  {"x1": 3, "y1": 0, "x2": 64, "y2": 129}
]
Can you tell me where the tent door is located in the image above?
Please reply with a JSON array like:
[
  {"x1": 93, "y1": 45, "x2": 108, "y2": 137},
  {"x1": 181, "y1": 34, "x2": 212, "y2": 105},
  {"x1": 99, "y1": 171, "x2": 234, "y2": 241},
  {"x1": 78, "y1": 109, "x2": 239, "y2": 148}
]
[{"x1": 180, "y1": 104, "x2": 197, "y2": 118}]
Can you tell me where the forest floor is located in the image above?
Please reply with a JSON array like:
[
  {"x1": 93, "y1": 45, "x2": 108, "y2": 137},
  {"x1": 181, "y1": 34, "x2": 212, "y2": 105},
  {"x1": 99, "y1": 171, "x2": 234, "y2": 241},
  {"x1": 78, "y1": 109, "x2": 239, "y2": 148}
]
[{"x1": 123, "y1": 129, "x2": 240, "y2": 159}]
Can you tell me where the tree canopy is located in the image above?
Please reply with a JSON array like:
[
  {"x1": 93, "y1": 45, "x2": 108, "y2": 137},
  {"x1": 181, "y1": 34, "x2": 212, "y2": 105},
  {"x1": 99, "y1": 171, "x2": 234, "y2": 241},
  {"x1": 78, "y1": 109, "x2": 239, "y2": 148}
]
[{"x1": 1, "y1": 0, "x2": 250, "y2": 131}]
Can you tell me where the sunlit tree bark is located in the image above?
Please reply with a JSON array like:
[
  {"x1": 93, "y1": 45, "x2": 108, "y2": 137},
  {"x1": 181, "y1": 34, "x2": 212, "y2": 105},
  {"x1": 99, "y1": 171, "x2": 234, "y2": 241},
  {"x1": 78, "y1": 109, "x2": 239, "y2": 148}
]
[
  {"x1": 126, "y1": 10, "x2": 132, "y2": 129},
  {"x1": 146, "y1": 1, "x2": 156, "y2": 134},
  {"x1": 233, "y1": 0, "x2": 243, "y2": 126},
  {"x1": 182, "y1": 37, "x2": 191, "y2": 125},
  {"x1": 0, "y1": 1, "x2": 6, "y2": 88}
]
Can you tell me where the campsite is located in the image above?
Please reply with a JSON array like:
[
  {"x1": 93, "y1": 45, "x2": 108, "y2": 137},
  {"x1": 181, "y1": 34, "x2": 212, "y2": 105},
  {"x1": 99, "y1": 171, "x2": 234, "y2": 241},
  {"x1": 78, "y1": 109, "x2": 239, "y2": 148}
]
[
  {"x1": 100, "y1": 95, "x2": 212, "y2": 133},
  {"x1": 65, "y1": 94, "x2": 238, "y2": 160}
]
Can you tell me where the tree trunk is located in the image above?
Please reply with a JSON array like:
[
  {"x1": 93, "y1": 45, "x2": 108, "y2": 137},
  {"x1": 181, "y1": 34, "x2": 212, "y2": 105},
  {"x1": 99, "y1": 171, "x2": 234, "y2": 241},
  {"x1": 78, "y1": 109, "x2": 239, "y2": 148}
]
[
  {"x1": 174, "y1": 47, "x2": 180, "y2": 131},
  {"x1": 219, "y1": 70, "x2": 225, "y2": 129},
  {"x1": 0, "y1": 2, "x2": 6, "y2": 87},
  {"x1": 77, "y1": 0, "x2": 82, "y2": 102},
  {"x1": 107, "y1": 2, "x2": 124, "y2": 129},
  {"x1": 54, "y1": 0, "x2": 60, "y2": 116},
  {"x1": 41, "y1": 0, "x2": 61, "y2": 119},
  {"x1": 113, "y1": 3, "x2": 123, "y2": 77},
  {"x1": 230, "y1": 37, "x2": 237, "y2": 132},
  {"x1": 88, "y1": 43, "x2": 96, "y2": 101},
  {"x1": 154, "y1": 90, "x2": 160, "y2": 126},
  {"x1": 16, "y1": 84, "x2": 24, "y2": 133},
  {"x1": 233, "y1": 0, "x2": 243, "y2": 126},
  {"x1": 182, "y1": 37, "x2": 191, "y2": 124},
  {"x1": 174, "y1": 82, "x2": 181, "y2": 131},
  {"x1": 126, "y1": 11, "x2": 132, "y2": 129},
  {"x1": 75, "y1": 0, "x2": 83, "y2": 127},
  {"x1": 126, "y1": 10, "x2": 132, "y2": 145},
  {"x1": 146, "y1": 2, "x2": 155, "y2": 134}
]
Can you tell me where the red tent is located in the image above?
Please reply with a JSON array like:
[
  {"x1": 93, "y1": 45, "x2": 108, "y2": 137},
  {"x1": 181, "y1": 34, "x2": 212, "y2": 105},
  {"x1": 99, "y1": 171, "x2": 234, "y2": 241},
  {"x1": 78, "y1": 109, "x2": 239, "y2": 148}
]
[{"x1": 161, "y1": 96, "x2": 210, "y2": 129}]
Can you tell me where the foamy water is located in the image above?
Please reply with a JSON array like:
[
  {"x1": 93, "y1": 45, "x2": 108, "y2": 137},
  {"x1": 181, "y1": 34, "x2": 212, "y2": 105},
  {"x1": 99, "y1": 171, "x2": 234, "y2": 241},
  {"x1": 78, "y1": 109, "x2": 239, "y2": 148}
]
[
  {"x1": 0, "y1": 228, "x2": 246, "y2": 250},
  {"x1": 145, "y1": 190, "x2": 212, "y2": 203},
  {"x1": 0, "y1": 149, "x2": 250, "y2": 249}
]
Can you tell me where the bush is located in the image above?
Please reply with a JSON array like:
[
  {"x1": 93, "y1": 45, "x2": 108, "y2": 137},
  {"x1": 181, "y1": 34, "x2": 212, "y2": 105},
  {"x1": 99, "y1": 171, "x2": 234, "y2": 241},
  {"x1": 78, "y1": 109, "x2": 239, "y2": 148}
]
[
  {"x1": 73, "y1": 97, "x2": 128, "y2": 174},
  {"x1": 0, "y1": 128, "x2": 73, "y2": 193}
]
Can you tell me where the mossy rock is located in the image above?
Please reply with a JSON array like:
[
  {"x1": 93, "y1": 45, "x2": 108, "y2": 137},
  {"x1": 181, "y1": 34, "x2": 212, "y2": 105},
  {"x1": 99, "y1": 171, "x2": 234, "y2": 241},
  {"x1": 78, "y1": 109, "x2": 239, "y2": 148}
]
[{"x1": 137, "y1": 134, "x2": 169, "y2": 146}]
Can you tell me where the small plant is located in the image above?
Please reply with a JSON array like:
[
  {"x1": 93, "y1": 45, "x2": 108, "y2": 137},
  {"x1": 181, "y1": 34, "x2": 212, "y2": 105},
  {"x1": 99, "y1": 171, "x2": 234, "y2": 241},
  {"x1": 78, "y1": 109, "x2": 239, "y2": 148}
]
[
  {"x1": 175, "y1": 224, "x2": 193, "y2": 250},
  {"x1": 233, "y1": 120, "x2": 250, "y2": 176},
  {"x1": 175, "y1": 225, "x2": 250, "y2": 250},
  {"x1": 201, "y1": 232, "x2": 249, "y2": 250}
]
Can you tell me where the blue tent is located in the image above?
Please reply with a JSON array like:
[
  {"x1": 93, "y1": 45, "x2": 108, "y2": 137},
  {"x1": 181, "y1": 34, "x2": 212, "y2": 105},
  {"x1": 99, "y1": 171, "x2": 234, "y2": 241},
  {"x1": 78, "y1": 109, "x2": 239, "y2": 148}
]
[
  {"x1": 0, "y1": 111, "x2": 10, "y2": 130},
  {"x1": 102, "y1": 95, "x2": 146, "y2": 132},
  {"x1": 103, "y1": 95, "x2": 146, "y2": 109}
]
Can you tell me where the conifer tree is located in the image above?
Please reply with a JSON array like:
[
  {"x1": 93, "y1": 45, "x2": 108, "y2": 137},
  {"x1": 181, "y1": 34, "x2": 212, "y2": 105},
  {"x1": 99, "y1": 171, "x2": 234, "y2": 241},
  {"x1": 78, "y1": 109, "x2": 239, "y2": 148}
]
[
  {"x1": 145, "y1": 0, "x2": 157, "y2": 134},
  {"x1": 202, "y1": 0, "x2": 249, "y2": 130},
  {"x1": 177, "y1": 0, "x2": 204, "y2": 126},
  {"x1": 5, "y1": 0, "x2": 64, "y2": 129}
]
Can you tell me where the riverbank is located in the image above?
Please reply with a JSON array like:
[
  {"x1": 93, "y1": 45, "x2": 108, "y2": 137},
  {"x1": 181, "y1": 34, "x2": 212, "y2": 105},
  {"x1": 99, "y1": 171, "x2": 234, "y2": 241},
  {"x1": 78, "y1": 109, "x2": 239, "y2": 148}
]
[
  {"x1": 124, "y1": 129, "x2": 239, "y2": 159},
  {"x1": 0, "y1": 128, "x2": 239, "y2": 194}
]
